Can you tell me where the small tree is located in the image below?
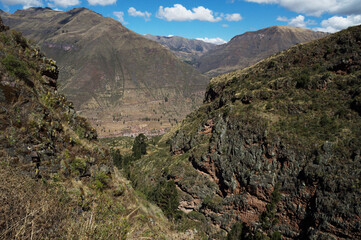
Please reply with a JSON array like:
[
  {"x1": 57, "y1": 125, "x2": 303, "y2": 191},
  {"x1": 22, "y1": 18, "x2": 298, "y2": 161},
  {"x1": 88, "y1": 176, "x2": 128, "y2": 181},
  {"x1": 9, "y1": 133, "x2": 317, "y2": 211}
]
[
  {"x1": 132, "y1": 133, "x2": 147, "y2": 159},
  {"x1": 150, "y1": 179, "x2": 180, "y2": 219},
  {"x1": 111, "y1": 149, "x2": 122, "y2": 169}
]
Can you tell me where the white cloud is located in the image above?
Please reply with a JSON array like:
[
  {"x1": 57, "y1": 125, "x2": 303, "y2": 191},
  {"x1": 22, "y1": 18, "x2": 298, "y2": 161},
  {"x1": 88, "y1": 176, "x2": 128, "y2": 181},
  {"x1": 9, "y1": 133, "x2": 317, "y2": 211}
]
[
  {"x1": 128, "y1": 7, "x2": 151, "y2": 21},
  {"x1": 276, "y1": 15, "x2": 315, "y2": 28},
  {"x1": 114, "y1": 11, "x2": 128, "y2": 25},
  {"x1": 222, "y1": 24, "x2": 229, "y2": 27},
  {"x1": 245, "y1": 0, "x2": 361, "y2": 17},
  {"x1": 48, "y1": 0, "x2": 80, "y2": 8},
  {"x1": 0, "y1": 0, "x2": 42, "y2": 8},
  {"x1": 156, "y1": 4, "x2": 222, "y2": 22},
  {"x1": 225, "y1": 13, "x2": 242, "y2": 21},
  {"x1": 276, "y1": 16, "x2": 288, "y2": 22},
  {"x1": 87, "y1": 0, "x2": 116, "y2": 6},
  {"x1": 314, "y1": 14, "x2": 361, "y2": 32},
  {"x1": 288, "y1": 15, "x2": 307, "y2": 27},
  {"x1": 196, "y1": 37, "x2": 227, "y2": 45}
]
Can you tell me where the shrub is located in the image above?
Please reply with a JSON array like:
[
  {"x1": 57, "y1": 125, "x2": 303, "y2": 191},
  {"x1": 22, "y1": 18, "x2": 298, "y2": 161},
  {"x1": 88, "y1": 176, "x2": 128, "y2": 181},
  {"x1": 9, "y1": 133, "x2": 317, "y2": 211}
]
[
  {"x1": 295, "y1": 70, "x2": 310, "y2": 89},
  {"x1": 93, "y1": 171, "x2": 109, "y2": 192},
  {"x1": 11, "y1": 30, "x2": 28, "y2": 48},
  {"x1": 227, "y1": 222, "x2": 243, "y2": 240},
  {"x1": 150, "y1": 179, "x2": 180, "y2": 219},
  {"x1": 1, "y1": 54, "x2": 29, "y2": 80},
  {"x1": 111, "y1": 149, "x2": 123, "y2": 169},
  {"x1": 70, "y1": 157, "x2": 86, "y2": 175},
  {"x1": 259, "y1": 183, "x2": 281, "y2": 230}
]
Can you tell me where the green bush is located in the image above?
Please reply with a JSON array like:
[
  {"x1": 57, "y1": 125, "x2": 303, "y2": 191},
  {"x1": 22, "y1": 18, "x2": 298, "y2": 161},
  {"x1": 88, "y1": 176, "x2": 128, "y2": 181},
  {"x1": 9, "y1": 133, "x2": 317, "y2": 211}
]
[
  {"x1": 111, "y1": 149, "x2": 123, "y2": 169},
  {"x1": 70, "y1": 157, "x2": 87, "y2": 175},
  {"x1": 1, "y1": 54, "x2": 29, "y2": 80},
  {"x1": 295, "y1": 70, "x2": 310, "y2": 89},
  {"x1": 149, "y1": 179, "x2": 180, "y2": 219},
  {"x1": 11, "y1": 29, "x2": 28, "y2": 48},
  {"x1": 227, "y1": 222, "x2": 243, "y2": 240},
  {"x1": 93, "y1": 171, "x2": 109, "y2": 192},
  {"x1": 259, "y1": 183, "x2": 281, "y2": 230}
]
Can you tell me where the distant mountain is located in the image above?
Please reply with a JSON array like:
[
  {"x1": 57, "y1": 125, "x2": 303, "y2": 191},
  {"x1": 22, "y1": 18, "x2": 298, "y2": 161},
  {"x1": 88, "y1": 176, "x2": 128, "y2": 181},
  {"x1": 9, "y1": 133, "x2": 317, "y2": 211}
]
[
  {"x1": 1, "y1": 7, "x2": 208, "y2": 137},
  {"x1": 197, "y1": 25, "x2": 328, "y2": 76},
  {"x1": 144, "y1": 34, "x2": 216, "y2": 65}
]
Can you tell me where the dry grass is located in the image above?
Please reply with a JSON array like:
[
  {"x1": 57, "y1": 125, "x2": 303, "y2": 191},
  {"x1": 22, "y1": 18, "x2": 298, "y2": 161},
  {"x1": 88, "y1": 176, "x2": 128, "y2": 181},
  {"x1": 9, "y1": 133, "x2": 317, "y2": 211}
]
[{"x1": 0, "y1": 165, "x2": 70, "y2": 240}]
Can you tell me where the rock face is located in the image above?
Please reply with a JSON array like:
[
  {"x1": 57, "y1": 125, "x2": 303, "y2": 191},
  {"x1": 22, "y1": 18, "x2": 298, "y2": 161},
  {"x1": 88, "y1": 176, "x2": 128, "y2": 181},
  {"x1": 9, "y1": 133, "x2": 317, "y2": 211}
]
[
  {"x1": 1, "y1": 7, "x2": 209, "y2": 137},
  {"x1": 144, "y1": 34, "x2": 216, "y2": 66},
  {"x1": 197, "y1": 26, "x2": 328, "y2": 77},
  {"x1": 163, "y1": 25, "x2": 361, "y2": 238}
]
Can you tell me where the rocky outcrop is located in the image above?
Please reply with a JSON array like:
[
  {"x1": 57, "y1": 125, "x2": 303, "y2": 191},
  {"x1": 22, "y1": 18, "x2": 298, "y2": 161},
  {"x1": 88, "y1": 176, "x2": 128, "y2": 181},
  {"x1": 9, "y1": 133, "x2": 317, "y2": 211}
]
[{"x1": 168, "y1": 25, "x2": 361, "y2": 239}]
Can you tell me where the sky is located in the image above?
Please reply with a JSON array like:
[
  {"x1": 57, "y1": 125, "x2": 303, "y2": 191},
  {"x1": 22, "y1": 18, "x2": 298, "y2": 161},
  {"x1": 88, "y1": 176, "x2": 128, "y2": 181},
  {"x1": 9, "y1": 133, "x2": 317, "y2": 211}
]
[{"x1": 1, "y1": 0, "x2": 361, "y2": 44}]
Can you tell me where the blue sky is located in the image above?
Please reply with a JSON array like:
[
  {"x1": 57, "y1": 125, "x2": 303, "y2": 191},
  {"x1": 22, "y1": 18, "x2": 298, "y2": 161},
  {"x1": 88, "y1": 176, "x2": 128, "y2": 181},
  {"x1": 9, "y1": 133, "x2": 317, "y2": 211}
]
[{"x1": 1, "y1": 0, "x2": 361, "y2": 44}]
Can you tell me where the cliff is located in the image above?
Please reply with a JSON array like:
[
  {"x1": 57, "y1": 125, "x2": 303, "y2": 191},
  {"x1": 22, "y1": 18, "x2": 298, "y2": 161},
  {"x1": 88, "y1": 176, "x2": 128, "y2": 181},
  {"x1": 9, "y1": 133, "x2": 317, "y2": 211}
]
[{"x1": 126, "y1": 25, "x2": 361, "y2": 239}]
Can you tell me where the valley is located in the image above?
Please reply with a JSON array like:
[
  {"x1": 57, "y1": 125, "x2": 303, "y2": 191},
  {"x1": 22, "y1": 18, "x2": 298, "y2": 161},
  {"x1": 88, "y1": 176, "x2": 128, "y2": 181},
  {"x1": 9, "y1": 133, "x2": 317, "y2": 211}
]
[
  {"x1": 1, "y1": 2, "x2": 361, "y2": 240},
  {"x1": 1, "y1": 7, "x2": 208, "y2": 137}
]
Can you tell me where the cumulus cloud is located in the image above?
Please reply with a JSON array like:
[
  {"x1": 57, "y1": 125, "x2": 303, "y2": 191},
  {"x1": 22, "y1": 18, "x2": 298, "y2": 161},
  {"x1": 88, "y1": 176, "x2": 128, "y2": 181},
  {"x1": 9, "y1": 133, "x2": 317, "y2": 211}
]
[
  {"x1": 246, "y1": 0, "x2": 361, "y2": 17},
  {"x1": 87, "y1": 0, "x2": 116, "y2": 6},
  {"x1": 48, "y1": 0, "x2": 80, "y2": 8},
  {"x1": 0, "y1": 0, "x2": 42, "y2": 8},
  {"x1": 196, "y1": 37, "x2": 227, "y2": 45},
  {"x1": 225, "y1": 13, "x2": 242, "y2": 21},
  {"x1": 277, "y1": 15, "x2": 315, "y2": 28},
  {"x1": 114, "y1": 11, "x2": 128, "y2": 25},
  {"x1": 156, "y1": 4, "x2": 222, "y2": 22},
  {"x1": 128, "y1": 7, "x2": 151, "y2": 21},
  {"x1": 276, "y1": 16, "x2": 289, "y2": 22},
  {"x1": 314, "y1": 14, "x2": 361, "y2": 32}
]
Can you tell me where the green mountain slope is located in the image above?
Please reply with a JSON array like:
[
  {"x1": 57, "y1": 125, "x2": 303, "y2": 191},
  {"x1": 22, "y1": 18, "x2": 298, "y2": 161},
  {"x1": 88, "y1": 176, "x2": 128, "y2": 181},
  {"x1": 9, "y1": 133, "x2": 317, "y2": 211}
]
[
  {"x1": 0, "y1": 17, "x2": 197, "y2": 239},
  {"x1": 197, "y1": 26, "x2": 327, "y2": 77},
  {"x1": 1, "y1": 7, "x2": 208, "y2": 137},
  {"x1": 125, "y1": 25, "x2": 361, "y2": 239}
]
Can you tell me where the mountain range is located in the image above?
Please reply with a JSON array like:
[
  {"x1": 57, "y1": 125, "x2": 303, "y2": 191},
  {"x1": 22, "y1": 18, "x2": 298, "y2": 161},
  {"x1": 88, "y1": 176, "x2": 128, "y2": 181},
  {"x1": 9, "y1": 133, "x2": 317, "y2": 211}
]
[
  {"x1": 144, "y1": 34, "x2": 216, "y2": 66},
  {"x1": 196, "y1": 25, "x2": 328, "y2": 77},
  {"x1": 1, "y1": 7, "x2": 208, "y2": 137},
  {"x1": 1, "y1": 4, "x2": 361, "y2": 239}
]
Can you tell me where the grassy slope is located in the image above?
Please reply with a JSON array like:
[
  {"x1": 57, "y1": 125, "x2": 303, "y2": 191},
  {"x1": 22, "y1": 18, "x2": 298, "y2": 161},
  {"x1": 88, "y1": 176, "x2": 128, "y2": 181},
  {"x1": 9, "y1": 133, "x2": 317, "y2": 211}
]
[{"x1": 0, "y1": 19, "x2": 194, "y2": 239}]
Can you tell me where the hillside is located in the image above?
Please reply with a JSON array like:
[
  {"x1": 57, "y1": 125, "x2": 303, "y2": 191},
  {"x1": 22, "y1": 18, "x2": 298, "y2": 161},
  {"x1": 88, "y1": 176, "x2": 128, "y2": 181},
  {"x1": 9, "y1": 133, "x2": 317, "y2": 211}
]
[
  {"x1": 0, "y1": 17, "x2": 197, "y2": 239},
  {"x1": 122, "y1": 25, "x2": 361, "y2": 239},
  {"x1": 1, "y1": 7, "x2": 209, "y2": 137},
  {"x1": 197, "y1": 26, "x2": 327, "y2": 77},
  {"x1": 144, "y1": 34, "x2": 216, "y2": 66}
]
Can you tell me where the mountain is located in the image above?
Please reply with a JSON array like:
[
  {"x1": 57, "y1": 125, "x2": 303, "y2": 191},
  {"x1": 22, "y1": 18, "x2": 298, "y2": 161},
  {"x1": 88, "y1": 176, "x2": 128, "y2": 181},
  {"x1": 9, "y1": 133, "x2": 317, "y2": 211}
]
[
  {"x1": 1, "y1": 7, "x2": 208, "y2": 137},
  {"x1": 0, "y1": 17, "x2": 194, "y2": 239},
  {"x1": 124, "y1": 25, "x2": 361, "y2": 238},
  {"x1": 144, "y1": 34, "x2": 216, "y2": 65},
  {"x1": 197, "y1": 25, "x2": 328, "y2": 77}
]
